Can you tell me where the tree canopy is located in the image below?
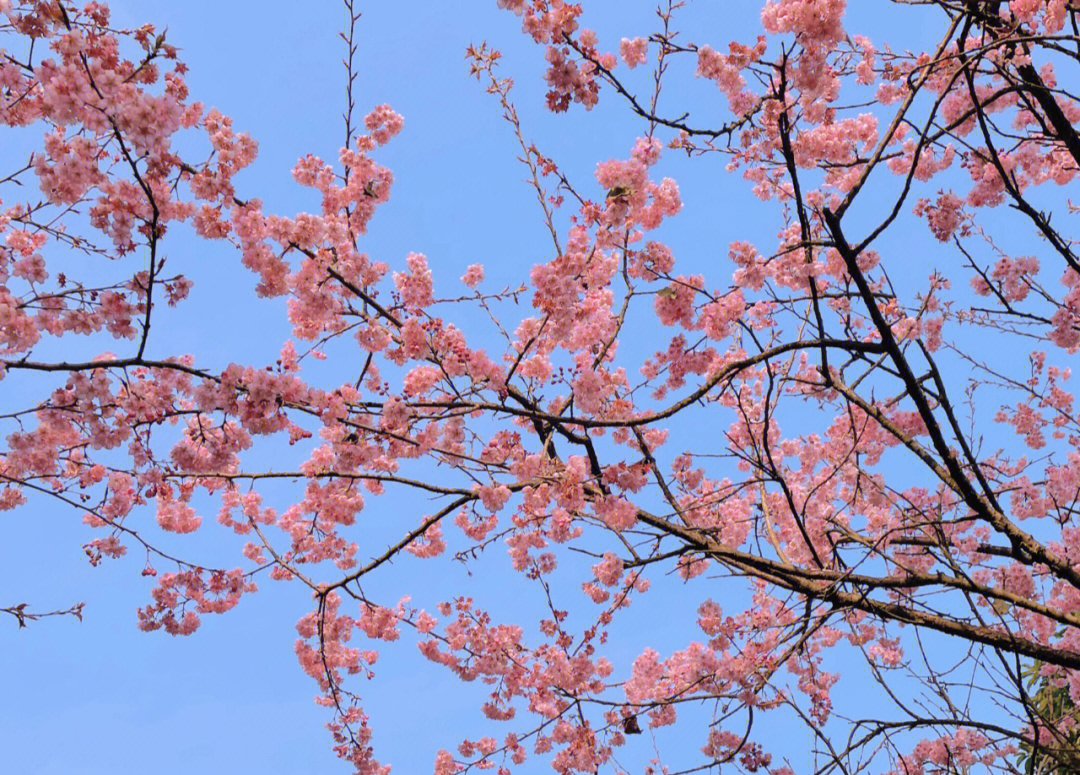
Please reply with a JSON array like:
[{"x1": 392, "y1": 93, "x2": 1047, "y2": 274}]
[{"x1": 5, "y1": 1, "x2": 1080, "y2": 773}]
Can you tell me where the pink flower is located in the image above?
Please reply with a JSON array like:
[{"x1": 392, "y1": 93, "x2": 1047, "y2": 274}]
[
  {"x1": 156, "y1": 497, "x2": 201, "y2": 533},
  {"x1": 364, "y1": 104, "x2": 404, "y2": 145},
  {"x1": 478, "y1": 483, "x2": 511, "y2": 512},
  {"x1": 434, "y1": 750, "x2": 462, "y2": 775},
  {"x1": 592, "y1": 552, "x2": 624, "y2": 586},
  {"x1": 461, "y1": 263, "x2": 484, "y2": 287},
  {"x1": 595, "y1": 496, "x2": 637, "y2": 531},
  {"x1": 496, "y1": 0, "x2": 526, "y2": 15},
  {"x1": 619, "y1": 37, "x2": 648, "y2": 68},
  {"x1": 915, "y1": 191, "x2": 965, "y2": 241},
  {"x1": 394, "y1": 252, "x2": 434, "y2": 310}
]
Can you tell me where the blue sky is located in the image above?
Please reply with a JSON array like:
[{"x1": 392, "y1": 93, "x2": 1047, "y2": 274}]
[{"x1": 0, "y1": 2, "x2": 1027, "y2": 774}]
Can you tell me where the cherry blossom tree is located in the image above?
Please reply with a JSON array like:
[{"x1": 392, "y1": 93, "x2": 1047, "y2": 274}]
[{"x1": 5, "y1": 0, "x2": 1080, "y2": 772}]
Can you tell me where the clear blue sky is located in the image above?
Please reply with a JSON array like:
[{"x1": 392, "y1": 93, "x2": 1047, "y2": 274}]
[{"x1": 0, "y1": 3, "x2": 997, "y2": 774}]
